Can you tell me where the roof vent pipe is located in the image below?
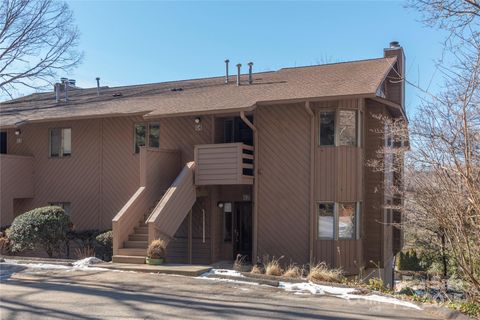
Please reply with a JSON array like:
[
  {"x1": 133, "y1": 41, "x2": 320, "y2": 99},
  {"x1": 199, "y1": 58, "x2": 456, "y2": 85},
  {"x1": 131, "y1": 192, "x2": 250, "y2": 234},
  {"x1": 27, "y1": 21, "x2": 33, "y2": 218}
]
[
  {"x1": 68, "y1": 79, "x2": 76, "y2": 86},
  {"x1": 96, "y1": 77, "x2": 100, "y2": 96},
  {"x1": 64, "y1": 81, "x2": 68, "y2": 101},
  {"x1": 248, "y1": 62, "x2": 253, "y2": 84},
  {"x1": 224, "y1": 59, "x2": 229, "y2": 84},
  {"x1": 55, "y1": 83, "x2": 60, "y2": 103},
  {"x1": 60, "y1": 77, "x2": 68, "y2": 84},
  {"x1": 236, "y1": 63, "x2": 241, "y2": 86}
]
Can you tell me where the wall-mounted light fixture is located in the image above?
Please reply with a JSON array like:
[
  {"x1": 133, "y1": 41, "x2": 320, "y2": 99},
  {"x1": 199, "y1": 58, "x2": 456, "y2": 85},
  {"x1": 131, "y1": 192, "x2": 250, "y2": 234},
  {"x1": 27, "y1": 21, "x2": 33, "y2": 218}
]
[
  {"x1": 194, "y1": 117, "x2": 202, "y2": 131},
  {"x1": 217, "y1": 202, "x2": 224, "y2": 208},
  {"x1": 14, "y1": 128, "x2": 21, "y2": 136}
]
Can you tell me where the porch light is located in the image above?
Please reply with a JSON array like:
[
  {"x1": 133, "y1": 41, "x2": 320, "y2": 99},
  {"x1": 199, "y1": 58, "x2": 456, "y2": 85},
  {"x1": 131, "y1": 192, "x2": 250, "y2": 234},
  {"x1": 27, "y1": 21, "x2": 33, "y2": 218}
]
[
  {"x1": 14, "y1": 128, "x2": 21, "y2": 136},
  {"x1": 194, "y1": 117, "x2": 201, "y2": 124},
  {"x1": 217, "y1": 202, "x2": 224, "y2": 208}
]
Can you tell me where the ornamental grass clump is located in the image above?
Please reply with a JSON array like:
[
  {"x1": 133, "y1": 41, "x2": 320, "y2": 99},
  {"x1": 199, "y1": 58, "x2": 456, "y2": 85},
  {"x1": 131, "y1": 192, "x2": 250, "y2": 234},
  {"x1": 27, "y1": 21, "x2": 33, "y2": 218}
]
[
  {"x1": 284, "y1": 264, "x2": 303, "y2": 279},
  {"x1": 264, "y1": 256, "x2": 284, "y2": 276},
  {"x1": 308, "y1": 262, "x2": 344, "y2": 283},
  {"x1": 147, "y1": 239, "x2": 166, "y2": 259}
]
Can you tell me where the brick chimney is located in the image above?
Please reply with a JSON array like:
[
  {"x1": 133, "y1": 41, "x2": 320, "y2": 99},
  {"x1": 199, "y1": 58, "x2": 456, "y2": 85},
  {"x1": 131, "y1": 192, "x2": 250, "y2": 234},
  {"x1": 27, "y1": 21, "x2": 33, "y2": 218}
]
[{"x1": 384, "y1": 41, "x2": 405, "y2": 108}]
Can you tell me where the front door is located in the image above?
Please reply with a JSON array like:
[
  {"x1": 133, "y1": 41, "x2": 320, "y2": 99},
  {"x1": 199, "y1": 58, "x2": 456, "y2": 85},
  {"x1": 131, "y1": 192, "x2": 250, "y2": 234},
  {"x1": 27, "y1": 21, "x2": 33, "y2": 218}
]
[
  {"x1": 0, "y1": 132, "x2": 6, "y2": 154},
  {"x1": 233, "y1": 202, "x2": 253, "y2": 261}
]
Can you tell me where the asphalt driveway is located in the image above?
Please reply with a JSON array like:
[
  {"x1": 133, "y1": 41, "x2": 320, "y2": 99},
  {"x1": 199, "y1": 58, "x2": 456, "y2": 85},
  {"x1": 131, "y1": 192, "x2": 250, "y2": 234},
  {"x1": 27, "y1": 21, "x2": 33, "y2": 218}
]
[{"x1": 0, "y1": 263, "x2": 442, "y2": 320}]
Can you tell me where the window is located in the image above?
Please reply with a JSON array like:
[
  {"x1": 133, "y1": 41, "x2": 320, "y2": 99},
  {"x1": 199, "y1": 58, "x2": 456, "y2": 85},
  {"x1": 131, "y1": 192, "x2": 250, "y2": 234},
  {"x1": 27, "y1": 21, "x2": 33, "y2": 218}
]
[
  {"x1": 338, "y1": 203, "x2": 356, "y2": 239},
  {"x1": 337, "y1": 110, "x2": 357, "y2": 146},
  {"x1": 319, "y1": 110, "x2": 360, "y2": 147},
  {"x1": 49, "y1": 202, "x2": 71, "y2": 215},
  {"x1": 134, "y1": 123, "x2": 160, "y2": 153},
  {"x1": 319, "y1": 112, "x2": 335, "y2": 146},
  {"x1": 317, "y1": 203, "x2": 335, "y2": 239},
  {"x1": 318, "y1": 202, "x2": 361, "y2": 240},
  {"x1": 50, "y1": 128, "x2": 71, "y2": 157}
]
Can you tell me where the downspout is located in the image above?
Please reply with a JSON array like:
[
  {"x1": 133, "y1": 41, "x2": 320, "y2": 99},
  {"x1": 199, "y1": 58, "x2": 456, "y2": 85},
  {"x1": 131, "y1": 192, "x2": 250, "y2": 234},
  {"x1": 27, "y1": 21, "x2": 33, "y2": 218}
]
[
  {"x1": 305, "y1": 101, "x2": 315, "y2": 265},
  {"x1": 240, "y1": 109, "x2": 258, "y2": 261}
]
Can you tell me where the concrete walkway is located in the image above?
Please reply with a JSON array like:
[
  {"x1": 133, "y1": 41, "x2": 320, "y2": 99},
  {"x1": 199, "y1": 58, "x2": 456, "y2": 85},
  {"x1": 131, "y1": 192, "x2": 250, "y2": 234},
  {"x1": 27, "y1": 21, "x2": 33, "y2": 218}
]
[
  {"x1": 96, "y1": 262, "x2": 211, "y2": 276},
  {"x1": 0, "y1": 263, "x2": 444, "y2": 320}
]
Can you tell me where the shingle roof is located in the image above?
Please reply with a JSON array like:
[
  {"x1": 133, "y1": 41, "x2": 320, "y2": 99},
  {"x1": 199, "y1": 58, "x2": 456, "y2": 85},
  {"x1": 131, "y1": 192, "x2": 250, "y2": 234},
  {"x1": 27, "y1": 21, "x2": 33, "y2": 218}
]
[{"x1": 0, "y1": 57, "x2": 396, "y2": 128}]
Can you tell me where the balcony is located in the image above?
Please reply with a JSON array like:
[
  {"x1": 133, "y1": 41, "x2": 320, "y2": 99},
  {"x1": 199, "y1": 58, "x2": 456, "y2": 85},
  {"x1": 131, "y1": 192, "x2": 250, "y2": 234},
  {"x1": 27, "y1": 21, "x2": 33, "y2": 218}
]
[{"x1": 194, "y1": 143, "x2": 254, "y2": 185}]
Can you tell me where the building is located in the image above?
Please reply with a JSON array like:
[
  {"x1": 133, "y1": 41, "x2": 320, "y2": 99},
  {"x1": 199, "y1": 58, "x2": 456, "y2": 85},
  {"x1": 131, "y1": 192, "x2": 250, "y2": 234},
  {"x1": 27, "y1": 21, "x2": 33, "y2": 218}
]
[{"x1": 0, "y1": 42, "x2": 406, "y2": 285}]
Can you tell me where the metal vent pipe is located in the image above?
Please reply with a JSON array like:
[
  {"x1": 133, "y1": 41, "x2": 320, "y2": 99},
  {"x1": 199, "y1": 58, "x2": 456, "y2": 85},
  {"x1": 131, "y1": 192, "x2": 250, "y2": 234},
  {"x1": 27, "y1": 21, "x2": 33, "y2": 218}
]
[
  {"x1": 224, "y1": 59, "x2": 229, "y2": 84},
  {"x1": 248, "y1": 62, "x2": 253, "y2": 84},
  {"x1": 236, "y1": 63, "x2": 241, "y2": 86}
]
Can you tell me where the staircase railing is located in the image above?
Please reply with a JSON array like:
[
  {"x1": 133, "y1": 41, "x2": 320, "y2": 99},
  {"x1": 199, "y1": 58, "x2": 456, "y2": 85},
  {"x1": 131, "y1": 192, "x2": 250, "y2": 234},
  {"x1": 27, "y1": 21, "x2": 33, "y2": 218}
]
[
  {"x1": 147, "y1": 161, "x2": 196, "y2": 244},
  {"x1": 112, "y1": 147, "x2": 180, "y2": 255}
]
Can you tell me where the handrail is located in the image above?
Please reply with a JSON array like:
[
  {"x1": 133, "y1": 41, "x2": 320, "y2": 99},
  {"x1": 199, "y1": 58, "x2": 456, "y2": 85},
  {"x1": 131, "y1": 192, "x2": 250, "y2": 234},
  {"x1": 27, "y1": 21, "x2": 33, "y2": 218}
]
[{"x1": 147, "y1": 161, "x2": 196, "y2": 244}]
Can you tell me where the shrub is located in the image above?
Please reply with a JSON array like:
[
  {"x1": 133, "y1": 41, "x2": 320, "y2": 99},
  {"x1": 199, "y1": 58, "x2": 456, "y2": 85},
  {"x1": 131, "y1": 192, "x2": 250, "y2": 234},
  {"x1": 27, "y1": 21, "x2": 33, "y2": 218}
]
[
  {"x1": 397, "y1": 250, "x2": 425, "y2": 272},
  {"x1": 284, "y1": 264, "x2": 303, "y2": 279},
  {"x1": 7, "y1": 206, "x2": 71, "y2": 257},
  {"x1": 264, "y1": 256, "x2": 284, "y2": 276},
  {"x1": 95, "y1": 230, "x2": 113, "y2": 261},
  {"x1": 147, "y1": 239, "x2": 166, "y2": 259},
  {"x1": 367, "y1": 277, "x2": 385, "y2": 292},
  {"x1": 308, "y1": 262, "x2": 344, "y2": 283},
  {"x1": 250, "y1": 264, "x2": 263, "y2": 274}
]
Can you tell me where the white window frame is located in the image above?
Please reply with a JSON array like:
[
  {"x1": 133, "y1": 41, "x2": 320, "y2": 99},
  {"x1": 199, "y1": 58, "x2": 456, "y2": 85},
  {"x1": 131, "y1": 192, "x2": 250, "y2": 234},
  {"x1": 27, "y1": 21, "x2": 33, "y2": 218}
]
[
  {"x1": 317, "y1": 202, "x2": 336, "y2": 240},
  {"x1": 49, "y1": 128, "x2": 71, "y2": 158}
]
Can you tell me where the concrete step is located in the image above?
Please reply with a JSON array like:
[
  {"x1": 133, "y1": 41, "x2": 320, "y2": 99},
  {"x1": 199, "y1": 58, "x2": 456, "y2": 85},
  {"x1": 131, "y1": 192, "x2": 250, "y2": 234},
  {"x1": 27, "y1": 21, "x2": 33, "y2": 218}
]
[
  {"x1": 124, "y1": 240, "x2": 148, "y2": 249},
  {"x1": 134, "y1": 226, "x2": 148, "y2": 234},
  {"x1": 129, "y1": 234, "x2": 148, "y2": 241},
  {"x1": 117, "y1": 248, "x2": 147, "y2": 256},
  {"x1": 112, "y1": 255, "x2": 145, "y2": 264}
]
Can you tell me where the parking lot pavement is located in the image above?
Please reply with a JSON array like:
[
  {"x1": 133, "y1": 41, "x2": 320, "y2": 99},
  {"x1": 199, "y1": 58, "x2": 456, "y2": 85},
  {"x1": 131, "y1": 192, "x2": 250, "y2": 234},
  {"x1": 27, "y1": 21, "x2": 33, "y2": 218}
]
[{"x1": 0, "y1": 264, "x2": 442, "y2": 320}]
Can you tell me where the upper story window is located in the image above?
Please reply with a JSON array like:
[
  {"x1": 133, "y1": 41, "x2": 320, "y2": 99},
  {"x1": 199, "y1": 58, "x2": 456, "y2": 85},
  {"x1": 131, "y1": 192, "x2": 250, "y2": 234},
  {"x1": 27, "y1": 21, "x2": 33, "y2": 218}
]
[
  {"x1": 50, "y1": 128, "x2": 71, "y2": 157},
  {"x1": 134, "y1": 122, "x2": 160, "y2": 153},
  {"x1": 319, "y1": 110, "x2": 360, "y2": 147},
  {"x1": 317, "y1": 202, "x2": 361, "y2": 240}
]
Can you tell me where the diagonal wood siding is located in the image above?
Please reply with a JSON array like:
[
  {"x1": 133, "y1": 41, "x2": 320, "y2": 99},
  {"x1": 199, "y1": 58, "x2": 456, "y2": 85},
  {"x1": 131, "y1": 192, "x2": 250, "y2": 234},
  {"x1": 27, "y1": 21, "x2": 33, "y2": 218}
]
[{"x1": 256, "y1": 103, "x2": 310, "y2": 264}]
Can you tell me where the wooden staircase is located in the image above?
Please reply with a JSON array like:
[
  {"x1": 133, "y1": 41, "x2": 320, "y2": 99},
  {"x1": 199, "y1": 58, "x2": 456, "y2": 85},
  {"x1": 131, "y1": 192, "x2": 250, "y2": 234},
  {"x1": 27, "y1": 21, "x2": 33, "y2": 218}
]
[{"x1": 112, "y1": 204, "x2": 157, "y2": 264}]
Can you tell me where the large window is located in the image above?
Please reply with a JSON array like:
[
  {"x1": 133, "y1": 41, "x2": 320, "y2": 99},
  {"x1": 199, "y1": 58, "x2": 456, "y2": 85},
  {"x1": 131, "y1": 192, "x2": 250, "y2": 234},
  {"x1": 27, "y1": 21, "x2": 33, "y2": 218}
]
[
  {"x1": 134, "y1": 122, "x2": 160, "y2": 153},
  {"x1": 319, "y1": 110, "x2": 359, "y2": 147},
  {"x1": 50, "y1": 128, "x2": 71, "y2": 157},
  {"x1": 317, "y1": 202, "x2": 361, "y2": 240}
]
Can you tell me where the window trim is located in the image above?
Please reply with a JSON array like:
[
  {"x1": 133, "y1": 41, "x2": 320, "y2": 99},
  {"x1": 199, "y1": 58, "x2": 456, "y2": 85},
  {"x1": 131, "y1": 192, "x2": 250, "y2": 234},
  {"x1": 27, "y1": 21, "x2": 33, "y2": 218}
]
[
  {"x1": 318, "y1": 109, "x2": 361, "y2": 147},
  {"x1": 317, "y1": 201, "x2": 361, "y2": 240},
  {"x1": 133, "y1": 122, "x2": 160, "y2": 153},
  {"x1": 49, "y1": 127, "x2": 72, "y2": 158}
]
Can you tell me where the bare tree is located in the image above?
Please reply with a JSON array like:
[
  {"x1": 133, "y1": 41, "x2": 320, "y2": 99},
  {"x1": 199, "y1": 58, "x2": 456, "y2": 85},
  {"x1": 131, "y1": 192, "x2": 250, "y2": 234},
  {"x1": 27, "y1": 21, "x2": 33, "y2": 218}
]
[
  {"x1": 367, "y1": 0, "x2": 480, "y2": 301},
  {"x1": 0, "y1": 0, "x2": 82, "y2": 99}
]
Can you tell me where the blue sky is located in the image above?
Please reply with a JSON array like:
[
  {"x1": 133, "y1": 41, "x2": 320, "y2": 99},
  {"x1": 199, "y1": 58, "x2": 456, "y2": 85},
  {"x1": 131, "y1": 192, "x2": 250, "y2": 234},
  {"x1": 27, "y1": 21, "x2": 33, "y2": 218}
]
[{"x1": 67, "y1": 1, "x2": 448, "y2": 115}]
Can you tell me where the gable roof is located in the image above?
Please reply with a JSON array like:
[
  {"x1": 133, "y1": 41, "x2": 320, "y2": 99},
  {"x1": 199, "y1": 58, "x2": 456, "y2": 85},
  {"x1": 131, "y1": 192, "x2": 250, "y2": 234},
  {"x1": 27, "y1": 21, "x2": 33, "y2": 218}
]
[{"x1": 0, "y1": 57, "x2": 397, "y2": 128}]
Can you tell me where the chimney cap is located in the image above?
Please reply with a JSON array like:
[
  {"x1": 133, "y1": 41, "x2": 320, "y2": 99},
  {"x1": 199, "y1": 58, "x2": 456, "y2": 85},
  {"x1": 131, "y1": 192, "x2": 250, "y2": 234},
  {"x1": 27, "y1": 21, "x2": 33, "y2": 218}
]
[
  {"x1": 236, "y1": 63, "x2": 242, "y2": 67},
  {"x1": 96, "y1": 77, "x2": 100, "y2": 81},
  {"x1": 248, "y1": 62, "x2": 253, "y2": 66},
  {"x1": 389, "y1": 41, "x2": 400, "y2": 48},
  {"x1": 224, "y1": 59, "x2": 229, "y2": 63}
]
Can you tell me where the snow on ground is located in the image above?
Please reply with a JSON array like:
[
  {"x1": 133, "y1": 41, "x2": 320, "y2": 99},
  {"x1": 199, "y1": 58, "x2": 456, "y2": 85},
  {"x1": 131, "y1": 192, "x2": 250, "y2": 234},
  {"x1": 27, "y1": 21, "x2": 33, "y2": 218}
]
[
  {"x1": 196, "y1": 269, "x2": 260, "y2": 286},
  {"x1": 0, "y1": 257, "x2": 109, "y2": 275},
  {"x1": 279, "y1": 281, "x2": 422, "y2": 310}
]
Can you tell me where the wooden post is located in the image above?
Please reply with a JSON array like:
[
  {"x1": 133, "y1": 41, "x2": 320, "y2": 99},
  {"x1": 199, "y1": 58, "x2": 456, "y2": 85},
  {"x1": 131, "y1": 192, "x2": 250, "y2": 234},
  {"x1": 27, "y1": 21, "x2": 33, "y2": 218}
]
[{"x1": 188, "y1": 210, "x2": 192, "y2": 264}]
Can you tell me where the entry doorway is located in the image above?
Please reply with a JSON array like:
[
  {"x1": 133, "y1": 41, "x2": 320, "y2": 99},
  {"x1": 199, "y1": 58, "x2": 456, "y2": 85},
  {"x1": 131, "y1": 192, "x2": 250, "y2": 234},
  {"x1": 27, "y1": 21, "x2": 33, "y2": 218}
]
[
  {"x1": 232, "y1": 202, "x2": 253, "y2": 261},
  {"x1": 0, "y1": 132, "x2": 6, "y2": 154}
]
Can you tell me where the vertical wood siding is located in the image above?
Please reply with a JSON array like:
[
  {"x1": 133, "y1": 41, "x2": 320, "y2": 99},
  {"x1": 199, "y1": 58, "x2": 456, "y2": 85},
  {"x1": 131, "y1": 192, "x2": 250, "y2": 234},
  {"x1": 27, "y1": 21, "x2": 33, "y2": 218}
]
[
  {"x1": 256, "y1": 103, "x2": 310, "y2": 264},
  {"x1": 0, "y1": 155, "x2": 34, "y2": 225}
]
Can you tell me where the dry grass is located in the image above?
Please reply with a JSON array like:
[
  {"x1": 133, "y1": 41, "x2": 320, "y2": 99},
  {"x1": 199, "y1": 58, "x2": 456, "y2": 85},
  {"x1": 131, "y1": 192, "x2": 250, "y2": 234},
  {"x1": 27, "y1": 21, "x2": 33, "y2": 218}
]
[
  {"x1": 308, "y1": 262, "x2": 344, "y2": 283},
  {"x1": 74, "y1": 246, "x2": 95, "y2": 259},
  {"x1": 250, "y1": 264, "x2": 263, "y2": 274},
  {"x1": 283, "y1": 264, "x2": 303, "y2": 279},
  {"x1": 147, "y1": 239, "x2": 166, "y2": 259},
  {"x1": 264, "y1": 256, "x2": 284, "y2": 276}
]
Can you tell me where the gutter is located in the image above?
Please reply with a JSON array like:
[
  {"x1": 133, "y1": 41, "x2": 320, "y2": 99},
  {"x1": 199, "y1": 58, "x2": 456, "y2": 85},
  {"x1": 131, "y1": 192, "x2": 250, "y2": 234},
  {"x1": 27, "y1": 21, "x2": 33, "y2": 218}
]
[
  {"x1": 240, "y1": 109, "x2": 258, "y2": 261},
  {"x1": 304, "y1": 101, "x2": 315, "y2": 265}
]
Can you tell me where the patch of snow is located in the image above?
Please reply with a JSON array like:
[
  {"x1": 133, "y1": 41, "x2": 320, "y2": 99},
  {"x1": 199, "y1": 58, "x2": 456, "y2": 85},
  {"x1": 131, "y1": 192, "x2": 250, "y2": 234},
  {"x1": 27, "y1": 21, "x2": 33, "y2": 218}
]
[
  {"x1": 208, "y1": 269, "x2": 244, "y2": 277},
  {"x1": 279, "y1": 281, "x2": 421, "y2": 310},
  {"x1": 197, "y1": 276, "x2": 259, "y2": 286},
  {"x1": 72, "y1": 257, "x2": 104, "y2": 268}
]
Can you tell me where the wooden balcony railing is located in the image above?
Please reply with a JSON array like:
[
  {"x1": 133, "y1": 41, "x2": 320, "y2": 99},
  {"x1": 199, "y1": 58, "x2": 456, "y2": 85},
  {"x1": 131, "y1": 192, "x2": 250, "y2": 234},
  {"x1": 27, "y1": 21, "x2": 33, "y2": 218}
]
[{"x1": 194, "y1": 143, "x2": 254, "y2": 185}]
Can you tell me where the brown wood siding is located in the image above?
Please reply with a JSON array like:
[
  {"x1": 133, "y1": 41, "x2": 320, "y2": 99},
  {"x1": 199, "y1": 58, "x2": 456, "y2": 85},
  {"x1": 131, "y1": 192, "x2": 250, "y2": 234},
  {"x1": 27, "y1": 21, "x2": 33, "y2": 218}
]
[
  {"x1": 256, "y1": 103, "x2": 310, "y2": 264},
  {"x1": 0, "y1": 154, "x2": 34, "y2": 225},
  {"x1": 364, "y1": 99, "x2": 387, "y2": 267}
]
